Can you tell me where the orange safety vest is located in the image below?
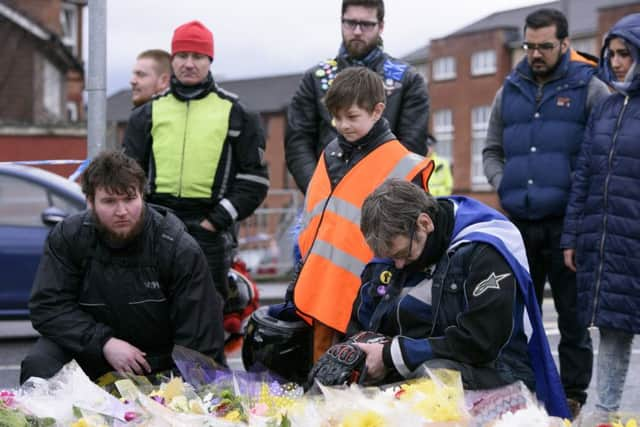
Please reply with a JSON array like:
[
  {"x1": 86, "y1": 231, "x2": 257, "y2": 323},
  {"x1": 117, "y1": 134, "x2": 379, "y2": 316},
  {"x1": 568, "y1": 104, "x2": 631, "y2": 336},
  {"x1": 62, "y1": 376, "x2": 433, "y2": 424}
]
[{"x1": 294, "y1": 140, "x2": 433, "y2": 333}]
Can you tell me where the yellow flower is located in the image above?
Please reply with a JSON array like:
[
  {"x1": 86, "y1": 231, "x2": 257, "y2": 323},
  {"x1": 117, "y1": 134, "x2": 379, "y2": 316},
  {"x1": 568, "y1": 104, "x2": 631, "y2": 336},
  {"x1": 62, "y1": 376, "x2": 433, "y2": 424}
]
[
  {"x1": 396, "y1": 379, "x2": 463, "y2": 421},
  {"x1": 70, "y1": 415, "x2": 108, "y2": 427},
  {"x1": 627, "y1": 419, "x2": 638, "y2": 427},
  {"x1": 224, "y1": 409, "x2": 242, "y2": 422},
  {"x1": 340, "y1": 410, "x2": 386, "y2": 427}
]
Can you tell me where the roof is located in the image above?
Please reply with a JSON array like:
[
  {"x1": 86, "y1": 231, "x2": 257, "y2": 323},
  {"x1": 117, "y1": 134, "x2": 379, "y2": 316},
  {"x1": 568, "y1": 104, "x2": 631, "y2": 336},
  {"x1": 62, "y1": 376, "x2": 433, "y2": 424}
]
[
  {"x1": 401, "y1": 44, "x2": 430, "y2": 65},
  {"x1": 108, "y1": 73, "x2": 304, "y2": 122},
  {"x1": 107, "y1": 89, "x2": 133, "y2": 123},
  {"x1": 448, "y1": 0, "x2": 640, "y2": 39},
  {"x1": 449, "y1": 1, "x2": 558, "y2": 37},
  {"x1": 0, "y1": 2, "x2": 82, "y2": 70},
  {"x1": 218, "y1": 73, "x2": 302, "y2": 113}
]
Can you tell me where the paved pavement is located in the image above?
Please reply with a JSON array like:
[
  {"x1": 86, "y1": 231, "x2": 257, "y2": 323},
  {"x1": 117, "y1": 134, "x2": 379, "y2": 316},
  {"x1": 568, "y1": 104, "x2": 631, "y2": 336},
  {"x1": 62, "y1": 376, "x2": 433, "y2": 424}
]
[{"x1": 1, "y1": 293, "x2": 638, "y2": 418}]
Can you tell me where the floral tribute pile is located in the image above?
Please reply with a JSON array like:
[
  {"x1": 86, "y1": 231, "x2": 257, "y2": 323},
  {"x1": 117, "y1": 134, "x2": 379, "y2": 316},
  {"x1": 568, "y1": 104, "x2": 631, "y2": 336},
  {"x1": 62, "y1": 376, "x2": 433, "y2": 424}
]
[{"x1": 1, "y1": 346, "x2": 637, "y2": 426}]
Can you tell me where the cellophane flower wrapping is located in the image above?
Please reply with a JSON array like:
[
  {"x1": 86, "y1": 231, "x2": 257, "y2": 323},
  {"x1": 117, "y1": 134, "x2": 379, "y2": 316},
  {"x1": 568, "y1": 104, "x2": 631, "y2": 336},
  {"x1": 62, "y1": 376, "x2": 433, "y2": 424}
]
[
  {"x1": 575, "y1": 412, "x2": 640, "y2": 427},
  {"x1": 172, "y1": 345, "x2": 305, "y2": 425},
  {"x1": 465, "y1": 381, "x2": 557, "y2": 427},
  {"x1": 114, "y1": 376, "x2": 242, "y2": 427},
  {"x1": 287, "y1": 368, "x2": 469, "y2": 427},
  {"x1": 16, "y1": 360, "x2": 132, "y2": 426},
  {"x1": 233, "y1": 371, "x2": 304, "y2": 426},
  {"x1": 386, "y1": 368, "x2": 469, "y2": 423}
]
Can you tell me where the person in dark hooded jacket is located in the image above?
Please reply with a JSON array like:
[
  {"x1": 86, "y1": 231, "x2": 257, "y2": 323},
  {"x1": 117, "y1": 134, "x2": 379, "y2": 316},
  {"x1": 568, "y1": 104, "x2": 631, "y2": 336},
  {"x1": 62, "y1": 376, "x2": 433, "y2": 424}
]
[{"x1": 561, "y1": 13, "x2": 640, "y2": 417}]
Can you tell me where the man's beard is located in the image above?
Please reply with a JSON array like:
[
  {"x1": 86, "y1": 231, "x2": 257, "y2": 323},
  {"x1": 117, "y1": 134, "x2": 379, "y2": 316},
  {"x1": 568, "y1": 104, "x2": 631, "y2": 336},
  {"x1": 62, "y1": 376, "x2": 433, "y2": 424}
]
[
  {"x1": 530, "y1": 52, "x2": 562, "y2": 79},
  {"x1": 344, "y1": 36, "x2": 380, "y2": 59},
  {"x1": 94, "y1": 206, "x2": 146, "y2": 245}
]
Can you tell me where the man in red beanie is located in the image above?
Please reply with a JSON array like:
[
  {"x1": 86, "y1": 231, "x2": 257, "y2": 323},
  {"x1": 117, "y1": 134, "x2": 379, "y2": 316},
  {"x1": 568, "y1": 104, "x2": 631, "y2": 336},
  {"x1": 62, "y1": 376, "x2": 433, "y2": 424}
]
[{"x1": 124, "y1": 20, "x2": 269, "y2": 335}]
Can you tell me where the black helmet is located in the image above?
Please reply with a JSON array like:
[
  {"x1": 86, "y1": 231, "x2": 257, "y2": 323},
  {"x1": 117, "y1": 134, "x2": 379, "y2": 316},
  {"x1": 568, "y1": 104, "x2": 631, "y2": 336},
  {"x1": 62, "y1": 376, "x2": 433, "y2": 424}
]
[{"x1": 242, "y1": 304, "x2": 312, "y2": 384}]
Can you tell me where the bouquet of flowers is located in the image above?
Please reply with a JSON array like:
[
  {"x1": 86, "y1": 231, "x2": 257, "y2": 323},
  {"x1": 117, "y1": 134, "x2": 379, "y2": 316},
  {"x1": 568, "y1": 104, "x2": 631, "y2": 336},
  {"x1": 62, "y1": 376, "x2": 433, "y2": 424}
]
[{"x1": 16, "y1": 360, "x2": 133, "y2": 426}]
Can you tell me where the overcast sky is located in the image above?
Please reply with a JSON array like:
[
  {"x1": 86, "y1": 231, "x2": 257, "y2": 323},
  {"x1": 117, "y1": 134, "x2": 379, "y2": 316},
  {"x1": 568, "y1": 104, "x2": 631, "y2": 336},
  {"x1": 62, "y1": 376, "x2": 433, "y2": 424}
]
[{"x1": 100, "y1": 0, "x2": 545, "y2": 95}]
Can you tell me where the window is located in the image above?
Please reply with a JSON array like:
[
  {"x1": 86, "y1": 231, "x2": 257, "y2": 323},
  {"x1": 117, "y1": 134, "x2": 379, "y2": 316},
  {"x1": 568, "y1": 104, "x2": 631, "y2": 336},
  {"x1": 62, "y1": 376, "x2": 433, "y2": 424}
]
[
  {"x1": 471, "y1": 50, "x2": 497, "y2": 76},
  {"x1": 433, "y1": 109, "x2": 454, "y2": 162},
  {"x1": 432, "y1": 57, "x2": 456, "y2": 81},
  {"x1": 415, "y1": 63, "x2": 428, "y2": 84},
  {"x1": 0, "y1": 175, "x2": 51, "y2": 226},
  {"x1": 60, "y1": 3, "x2": 78, "y2": 55},
  {"x1": 0, "y1": 175, "x2": 83, "y2": 226},
  {"x1": 471, "y1": 106, "x2": 492, "y2": 189},
  {"x1": 43, "y1": 59, "x2": 62, "y2": 118},
  {"x1": 66, "y1": 101, "x2": 78, "y2": 122}
]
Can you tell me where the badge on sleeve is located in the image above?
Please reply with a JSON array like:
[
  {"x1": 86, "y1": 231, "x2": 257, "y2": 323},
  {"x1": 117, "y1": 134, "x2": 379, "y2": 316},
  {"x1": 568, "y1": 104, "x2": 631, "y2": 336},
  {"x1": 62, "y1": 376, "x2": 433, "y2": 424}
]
[{"x1": 472, "y1": 272, "x2": 510, "y2": 297}]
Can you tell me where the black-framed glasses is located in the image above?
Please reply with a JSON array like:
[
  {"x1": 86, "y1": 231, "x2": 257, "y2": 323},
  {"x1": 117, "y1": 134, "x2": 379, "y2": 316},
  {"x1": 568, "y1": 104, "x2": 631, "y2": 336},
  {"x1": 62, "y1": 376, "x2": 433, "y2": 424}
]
[
  {"x1": 390, "y1": 221, "x2": 416, "y2": 264},
  {"x1": 522, "y1": 41, "x2": 558, "y2": 53},
  {"x1": 341, "y1": 18, "x2": 378, "y2": 32}
]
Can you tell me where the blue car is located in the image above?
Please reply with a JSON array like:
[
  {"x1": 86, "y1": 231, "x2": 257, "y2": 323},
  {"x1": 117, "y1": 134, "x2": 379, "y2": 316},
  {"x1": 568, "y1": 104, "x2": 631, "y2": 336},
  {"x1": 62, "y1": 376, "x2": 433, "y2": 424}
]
[{"x1": 0, "y1": 164, "x2": 85, "y2": 318}]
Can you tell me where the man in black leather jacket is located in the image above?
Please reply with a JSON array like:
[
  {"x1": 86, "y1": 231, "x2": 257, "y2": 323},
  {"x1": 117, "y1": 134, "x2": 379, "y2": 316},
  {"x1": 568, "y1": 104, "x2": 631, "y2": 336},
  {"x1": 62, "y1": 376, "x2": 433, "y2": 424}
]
[
  {"x1": 285, "y1": 0, "x2": 430, "y2": 194},
  {"x1": 21, "y1": 151, "x2": 225, "y2": 383},
  {"x1": 123, "y1": 21, "x2": 269, "y2": 311}
]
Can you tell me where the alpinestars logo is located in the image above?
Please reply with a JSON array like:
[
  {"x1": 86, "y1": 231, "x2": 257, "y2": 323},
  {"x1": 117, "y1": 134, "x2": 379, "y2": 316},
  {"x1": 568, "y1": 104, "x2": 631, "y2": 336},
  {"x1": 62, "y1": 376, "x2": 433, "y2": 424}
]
[{"x1": 472, "y1": 272, "x2": 510, "y2": 297}]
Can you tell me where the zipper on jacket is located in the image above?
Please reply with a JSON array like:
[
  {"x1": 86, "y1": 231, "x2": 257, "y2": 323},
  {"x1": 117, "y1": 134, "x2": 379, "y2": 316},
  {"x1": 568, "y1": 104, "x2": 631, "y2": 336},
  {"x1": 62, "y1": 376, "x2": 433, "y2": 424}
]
[
  {"x1": 591, "y1": 95, "x2": 629, "y2": 325},
  {"x1": 535, "y1": 83, "x2": 543, "y2": 106},
  {"x1": 178, "y1": 101, "x2": 190, "y2": 197}
]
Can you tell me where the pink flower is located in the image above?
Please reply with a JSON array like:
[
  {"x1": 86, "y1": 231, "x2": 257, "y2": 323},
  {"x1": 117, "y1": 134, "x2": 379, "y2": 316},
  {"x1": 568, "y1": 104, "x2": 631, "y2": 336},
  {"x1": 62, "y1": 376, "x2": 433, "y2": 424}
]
[
  {"x1": 0, "y1": 390, "x2": 15, "y2": 407},
  {"x1": 250, "y1": 403, "x2": 269, "y2": 416},
  {"x1": 124, "y1": 411, "x2": 138, "y2": 421}
]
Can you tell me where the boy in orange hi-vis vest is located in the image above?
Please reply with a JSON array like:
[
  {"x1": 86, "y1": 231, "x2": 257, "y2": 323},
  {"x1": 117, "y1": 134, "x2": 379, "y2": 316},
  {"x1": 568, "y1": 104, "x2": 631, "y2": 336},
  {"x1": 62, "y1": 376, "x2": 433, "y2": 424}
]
[{"x1": 291, "y1": 67, "x2": 433, "y2": 363}]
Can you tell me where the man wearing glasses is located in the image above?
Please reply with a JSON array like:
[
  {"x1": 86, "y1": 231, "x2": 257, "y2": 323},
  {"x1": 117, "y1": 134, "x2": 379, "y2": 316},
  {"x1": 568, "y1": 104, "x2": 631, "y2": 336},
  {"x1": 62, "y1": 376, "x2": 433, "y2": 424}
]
[
  {"x1": 344, "y1": 179, "x2": 569, "y2": 418},
  {"x1": 482, "y1": 8, "x2": 609, "y2": 418},
  {"x1": 285, "y1": 0, "x2": 429, "y2": 194}
]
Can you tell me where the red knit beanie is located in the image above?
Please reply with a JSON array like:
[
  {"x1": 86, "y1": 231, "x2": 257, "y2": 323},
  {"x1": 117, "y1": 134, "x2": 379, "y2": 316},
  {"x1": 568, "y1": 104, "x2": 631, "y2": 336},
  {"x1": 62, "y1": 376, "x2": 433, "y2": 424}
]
[{"x1": 171, "y1": 20, "x2": 214, "y2": 59}]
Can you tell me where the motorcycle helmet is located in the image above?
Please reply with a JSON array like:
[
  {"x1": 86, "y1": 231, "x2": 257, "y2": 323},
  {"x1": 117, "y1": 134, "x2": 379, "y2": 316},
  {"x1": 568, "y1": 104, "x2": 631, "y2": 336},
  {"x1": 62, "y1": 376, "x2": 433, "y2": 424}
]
[
  {"x1": 223, "y1": 267, "x2": 260, "y2": 354},
  {"x1": 242, "y1": 303, "x2": 312, "y2": 384}
]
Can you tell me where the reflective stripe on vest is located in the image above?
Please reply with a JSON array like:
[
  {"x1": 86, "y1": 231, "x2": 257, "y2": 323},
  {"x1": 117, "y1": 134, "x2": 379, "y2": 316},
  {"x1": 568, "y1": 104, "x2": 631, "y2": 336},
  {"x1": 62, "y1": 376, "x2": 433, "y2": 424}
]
[
  {"x1": 151, "y1": 93, "x2": 232, "y2": 197},
  {"x1": 294, "y1": 140, "x2": 431, "y2": 332}
]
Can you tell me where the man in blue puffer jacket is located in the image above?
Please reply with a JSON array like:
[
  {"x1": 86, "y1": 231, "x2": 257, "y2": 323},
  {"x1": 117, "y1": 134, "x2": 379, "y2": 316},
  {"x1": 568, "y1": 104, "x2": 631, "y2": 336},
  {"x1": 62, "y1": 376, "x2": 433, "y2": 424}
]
[
  {"x1": 482, "y1": 8, "x2": 610, "y2": 416},
  {"x1": 561, "y1": 13, "x2": 640, "y2": 418}
]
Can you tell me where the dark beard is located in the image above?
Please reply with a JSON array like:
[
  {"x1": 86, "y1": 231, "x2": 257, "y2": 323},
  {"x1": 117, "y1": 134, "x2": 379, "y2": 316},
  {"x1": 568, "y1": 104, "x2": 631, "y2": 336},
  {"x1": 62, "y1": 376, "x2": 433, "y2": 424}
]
[
  {"x1": 94, "y1": 206, "x2": 146, "y2": 247},
  {"x1": 345, "y1": 37, "x2": 379, "y2": 59},
  {"x1": 530, "y1": 52, "x2": 562, "y2": 79}
]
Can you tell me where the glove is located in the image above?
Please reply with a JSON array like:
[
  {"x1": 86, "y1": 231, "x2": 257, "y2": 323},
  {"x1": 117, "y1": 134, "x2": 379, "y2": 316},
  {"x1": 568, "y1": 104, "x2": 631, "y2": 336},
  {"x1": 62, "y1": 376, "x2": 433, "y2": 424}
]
[
  {"x1": 306, "y1": 331, "x2": 391, "y2": 389},
  {"x1": 307, "y1": 342, "x2": 367, "y2": 388},
  {"x1": 348, "y1": 331, "x2": 390, "y2": 345}
]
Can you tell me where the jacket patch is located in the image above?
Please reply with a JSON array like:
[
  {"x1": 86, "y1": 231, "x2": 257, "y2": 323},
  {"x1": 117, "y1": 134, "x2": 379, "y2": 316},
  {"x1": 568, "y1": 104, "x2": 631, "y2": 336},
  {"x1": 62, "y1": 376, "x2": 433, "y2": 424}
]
[
  {"x1": 383, "y1": 59, "x2": 408, "y2": 81},
  {"x1": 556, "y1": 96, "x2": 572, "y2": 108},
  {"x1": 472, "y1": 272, "x2": 510, "y2": 297}
]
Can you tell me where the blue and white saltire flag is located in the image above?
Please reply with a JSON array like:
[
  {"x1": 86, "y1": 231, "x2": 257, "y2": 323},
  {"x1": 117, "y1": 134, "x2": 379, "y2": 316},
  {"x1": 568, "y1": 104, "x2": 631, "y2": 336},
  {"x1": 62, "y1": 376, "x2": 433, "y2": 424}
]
[{"x1": 447, "y1": 196, "x2": 570, "y2": 419}]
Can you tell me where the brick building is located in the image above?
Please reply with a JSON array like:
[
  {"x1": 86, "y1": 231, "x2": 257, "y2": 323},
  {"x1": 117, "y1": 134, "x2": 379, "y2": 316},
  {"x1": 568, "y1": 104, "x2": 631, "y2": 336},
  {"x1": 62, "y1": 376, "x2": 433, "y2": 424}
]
[
  {"x1": 0, "y1": 0, "x2": 87, "y2": 177},
  {"x1": 422, "y1": 0, "x2": 640, "y2": 208}
]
